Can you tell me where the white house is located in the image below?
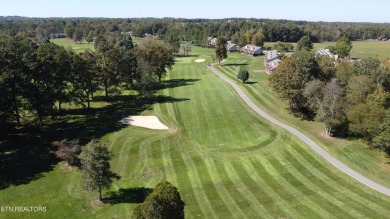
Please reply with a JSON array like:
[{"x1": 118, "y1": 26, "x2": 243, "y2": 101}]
[
  {"x1": 316, "y1": 48, "x2": 338, "y2": 60},
  {"x1": 264, "y1": 50, "x2": 281, "y2": 74},
  {"x1": 240, "y1": 44, "x2": 262, "y2": 56},
  {"x1": 226, "y1": 41, "x2": 237, "y2": 52},
  {"x1": 207, "y1": 37, "x2": 218, "y2": 46}
]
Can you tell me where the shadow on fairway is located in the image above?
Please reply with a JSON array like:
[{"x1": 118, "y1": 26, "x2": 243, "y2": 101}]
[
  {"x1": 175, "y1": 54, "x2": 200, "y2": 58},
  {"x1": 223, "y1": 63, "x2": 248, "y2": 66},
  {"x1": 0, "y1": 93, "x2": 191, "y2": 190},
  {"x1": 244, "y1": 81, "x2": 257, "y2": 84},
  {"x1": 104, "y1": 187, "x2": 153, "y2": 204},
  {"x1": 159, "y1": 78, "x2": 200, "y2": 90}
]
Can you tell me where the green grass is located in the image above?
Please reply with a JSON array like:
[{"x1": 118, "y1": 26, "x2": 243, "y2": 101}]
[
  {"x1": 265, "y1": 40, "x2": 390, "y2": 59},
  {"x1": 1, "y1": 46, "x2": 390, "y2": 218},
  {"x1": 51, "y1": 38, "x2": 95, "y2": 53},
  {"x1": 215, "y1": 52, "x2": 390, "y2": 189}
]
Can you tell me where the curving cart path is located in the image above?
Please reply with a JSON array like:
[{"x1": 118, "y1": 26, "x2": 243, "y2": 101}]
[{"x1": 208, "y1": 65, "x2": 390, "y2": 197}]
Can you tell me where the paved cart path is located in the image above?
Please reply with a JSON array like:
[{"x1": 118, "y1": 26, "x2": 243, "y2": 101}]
[{"x1": 208, "y1": 65, "x2": 390, "y2": 197}]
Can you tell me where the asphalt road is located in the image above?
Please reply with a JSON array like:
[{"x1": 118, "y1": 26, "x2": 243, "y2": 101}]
[{"x1": 208, "y1": 65, "x2": 390, "y2": 197}]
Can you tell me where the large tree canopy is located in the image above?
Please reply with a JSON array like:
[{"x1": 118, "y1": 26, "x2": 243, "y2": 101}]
[
  {"x1": 335, "y1": 37, "x2": 353, "y2": 58},
  {"x1": 79, "y1": 139, "x2": 120, "y2": 201},
  {"x1": 133, "y1": 181, "x2": 185, "y2": 219},
  {"x1": 215, "y1": 36, "x2": 227, "y2": 63},
  {"x1": 296, "y1": 36, "x2": 313, "y2": 51},
  {"x1": 269, "y1": 50, "x2": 321, "y2": 112}
]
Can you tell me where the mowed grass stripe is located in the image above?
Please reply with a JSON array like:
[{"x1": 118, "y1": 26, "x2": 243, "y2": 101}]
[
  {"x1": 216, "y1": 65, "x2": 277, "y2": 111},
  {"x1": 238, "y1": 159, "x2": 312, "y2": 218},
  {"x1": 287, "y1": 144, "x2": 390, "y2": 216},
  {"x1": 290, "y1": 143, "x2": 390, "y2": 207},
  {"x1": 191, "y1": 155, "x2": 236, "y2": 216},
  {"x1": 281, "y1": 149, "x2": 389, "y2": 218},
  {"x1": 268, "y1": 155, "x2": 367, "y2": 218},
  {"x1": 178, "y1": 143, "x2": 218, "y2": 218},
  {"x1": 203, "y1": 157, "x2": 246, "y2": 218},
  {"x1": 160, "y1": 143, "x2": 177, "y2": 185},
  {"x1": 213, "y1": 160, "x2": 263, "y2": 218},
  {"x1": 170, "y1": 141, "x2": 207, "y2": 218},
  {"x1": 223, "y1": 162, "x2": 283, "y2": 218},
  {"x1": 261, "y1": 156, "x2": 334, "y2": 218},
  {"x1": 238, "y1": 159, "x2": 309, "y2": 218}
]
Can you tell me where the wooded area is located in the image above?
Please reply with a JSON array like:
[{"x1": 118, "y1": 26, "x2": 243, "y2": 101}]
[{"x1": 269, "y1": 48, "x2": 390, "y2": 154}]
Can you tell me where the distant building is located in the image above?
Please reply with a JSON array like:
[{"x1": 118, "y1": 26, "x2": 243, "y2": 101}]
[
  {"x1": 121, "y1": 31, "x2": 133, "y2": 37},
  {"x1": 264, "y1": 50, "x2": 281, "y2": 74},
  {"x1": 315, "y1": 48, "x2": 338, "y2": 60},
  {"x1": 207, "y1": 37, "x2": 217, "y2": 47},
  {"x1": 240, "y1": 44, "x2": 263, "y2": 56},
  {"x1": 49, "y1": 33, "x2": 66, "y2": 39},
  {"x1": 226, "y1": 41, "x2": 237, "y2": 52},
  {"x1": 144, "y1": 33, "x2": 158, "y2": 39}
]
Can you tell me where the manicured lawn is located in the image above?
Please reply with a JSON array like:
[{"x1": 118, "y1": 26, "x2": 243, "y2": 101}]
[
  {"x1": 51, "y1": 38, "x2": 94, "y2": 53},
  {"x1": 265, "y1": 40, "x2": 390, "y2": 59},
  {"x1": 1, "y1": 46, "x2": 390, "y2": 218}
]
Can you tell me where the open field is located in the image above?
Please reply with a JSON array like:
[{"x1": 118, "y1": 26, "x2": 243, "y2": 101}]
[
  {"x1": 50, "y1": 37, "x2": 140, "y2": 53},
  {"x1": 265, "y1": 40, "x2": 390, "y2": 59},
  {"x1": 50, "y1": 38, "x2": 95, "y2": 53},
  {"x1": 1, "y1": 46, "x2": 390, "y2": 218}
]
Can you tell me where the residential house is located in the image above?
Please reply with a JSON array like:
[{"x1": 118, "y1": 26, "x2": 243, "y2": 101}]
[
  {"x1": 49, "y1": 33, "x2": 66, "y2": 39},
  {"x1": 240, "y1": 44, "x2": 262, "y2": 56},
  {"x1": 264, "y1": 50, "x2": 281, "y2": 74},
  {"x1": 144, "y1": 33, "x2": 158, "y2": 39},
  {"x1": 226, "y1": 41, "x2": 237, "y2": 52},
  {"x1": 316, "y1": 48, "x2": 338, "y2": 60}
]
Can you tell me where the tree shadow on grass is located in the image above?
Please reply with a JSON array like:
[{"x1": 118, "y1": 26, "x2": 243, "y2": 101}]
[
  {"x1": 244, "y1": 81, "x2": 257, "y2": 84},
  {"x1": 158, "y1": 78, "x2": 200, "y2": 90},
  {"x1": 0, "y1": 94, "x2": 190, "y2": 190},
  {"x1": 175, "y1": 54, "x2": 200, "y2": 58},
  {"x1": 104, "y1": 187, "x2": 153, "y2": 204},
  {"x1": 0, "y1": 133, "x2": 58, "y2": 190},
  {"x1": 223, "y1": 63, "x2": 248, "y2": 66}
]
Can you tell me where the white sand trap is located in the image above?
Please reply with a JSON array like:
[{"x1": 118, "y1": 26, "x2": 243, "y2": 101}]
[
  {"x1": 120, "y1": 116, "x2": 169, "y2": 130},
  {"x1": 195, "y1": 59, "x2": 206, "y2": 63}
]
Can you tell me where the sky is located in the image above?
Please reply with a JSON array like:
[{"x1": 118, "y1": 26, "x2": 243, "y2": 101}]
[{"x1": 0, "y1": 0, "x2": 389, "y2": 23}]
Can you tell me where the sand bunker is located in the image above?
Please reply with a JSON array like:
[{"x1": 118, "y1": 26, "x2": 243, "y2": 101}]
[
  {"x1": 120, "y1": 116, "x2": 169, "y2": 130},
  {"x1": 195, "y1": 59, "x2": 206, "y2": 63}
]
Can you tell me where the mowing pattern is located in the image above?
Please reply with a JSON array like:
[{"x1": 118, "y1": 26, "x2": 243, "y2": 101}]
[
  {"x1": 108, "y1": 60, "x2": 390, "y2": 218},
  {"x1": 1, "y1": 55, "x2": 390, "y2": 219}
]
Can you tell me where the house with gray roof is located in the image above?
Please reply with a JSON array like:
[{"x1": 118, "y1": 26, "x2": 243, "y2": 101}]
[
  {"x1": 240, "y1": 44, "x2": 262, "y2": 56},
  {"x1": 316, "y1": 48, "x2": 338, "y2": 60},
  {"x1": 264, "y1": 50, "x2": 281, "y2": 74},
  {"x1": 226, "y1": 41, "x2": 237, "y2": 52}
]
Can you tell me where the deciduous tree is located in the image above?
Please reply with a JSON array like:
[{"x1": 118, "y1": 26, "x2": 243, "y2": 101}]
[
  {"x1": 133, "y1": 181, "x2": 185, "y2": 219},
  {"x1": 335, "y1": 37, "x2": 353, "y2": 58},
  {"x1": 296, "y1": 36, "x2": 313, "y2": 51},
  {"x1": 52, "y1": 139, "x2": 80, "y2": 166},
  {"x1": 79, "y1": 139, "x2": 120, "y2": 201},
  {"x1": 304, "y1": 79, "x2": 345, "y2": 136},
  {"x1": 215, "y1": 37, "x2": 227, "y2": 63},
  {"x1": 237, "y1": 69, "x2": 249, "y2": 83},
  {"x1": 269, "y1": 50, "x2": 321, "y2": 112}
]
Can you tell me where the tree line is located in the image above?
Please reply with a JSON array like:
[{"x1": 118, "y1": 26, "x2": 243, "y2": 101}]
[
  {"x1": 0, "y1": 34, "x2": 174, "y2": 128},
  {"x1": 2, "y1": 17, "x2": 390, "y2": 48},
  {"x1": 269, "y1": 38, "x2": 390, "y2": 154}
]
